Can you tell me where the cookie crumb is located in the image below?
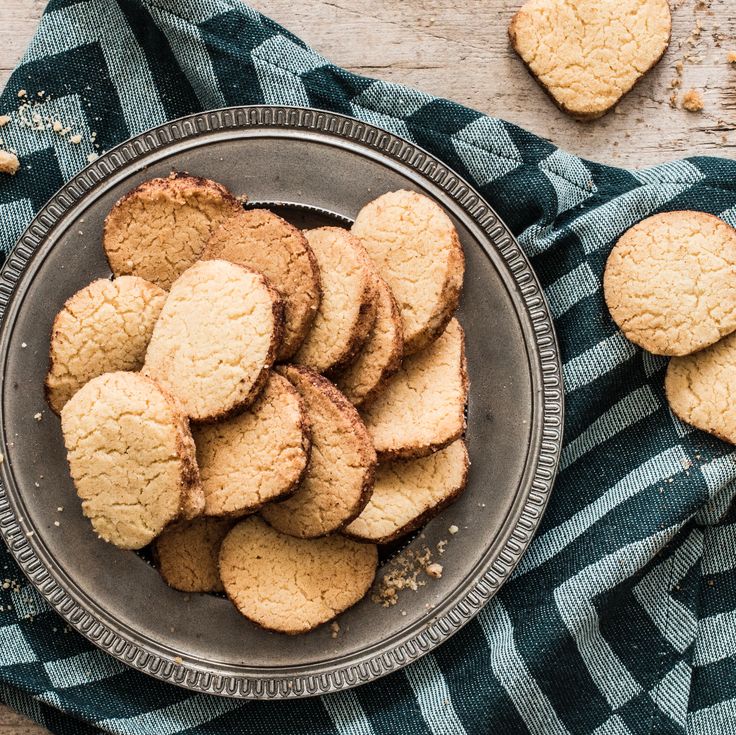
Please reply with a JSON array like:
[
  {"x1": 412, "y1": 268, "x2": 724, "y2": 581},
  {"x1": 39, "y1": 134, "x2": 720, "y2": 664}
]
[
  {"x1": 728, "y1": 51, "x2": 736, "y2": 64},
  {"x1": 682, "y1": 89, "x2": 704, "y2": 112},
  {"x1": 17, "y1": 89, "x2": 26, "y2": 98},
  {"x1": 53, "y1": 521, "x2": 59, "y2": 527},
  {"x1": 0, "y1": 115, "x2": 10, "y2": 127},
  {"x1": 57, "y1": 507, "x2": 63, "y2": 512},
  {"x1": 33, "y1": 412, "x2": 42, "y2": 421},
  {"x1": 69, "y1": 134, "x2": 83, "y2": 145},
  {"x1": 0, "y1": 454, "x2": 4, "y2": 464},
  {"x1": 448, "y1": 524, "x2": 459, "y2": 535},
  {"x1": 426, "y1": 563, "x2": 443, "y2": 579},
  {"x1": 0, "y1": 150, "x2": 20, "y2": 176},
  {"x1": 21, "y1": 343, "x2": 27, "y2": 348},
  {"x1": 330, "y1": 621, "x2": 340, "y2": 639},
  {"x1": 87, "y1": 152, "x2": 98, "y2": 163},
  {"x1": 174, "y1": 656, "x2": 183, "y2": 665}
]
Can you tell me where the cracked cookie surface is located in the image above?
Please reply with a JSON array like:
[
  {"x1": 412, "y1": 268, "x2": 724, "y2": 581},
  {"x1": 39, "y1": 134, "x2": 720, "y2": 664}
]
[
  {"x1": 604, "y1": 211, "x2": 736, "y2": 356},
  {"x1": 46, "y1": 276, "x2": 166, "y2": 414},
  {"x1": 219, "y1": 516, "x2": 377, "y2": 634},
  {"x1": 61, "y1": 372, "x2": 201, "y2": 550},
  {"x1": 509, "y1": 0, "x2": 671, "y2": 119}
]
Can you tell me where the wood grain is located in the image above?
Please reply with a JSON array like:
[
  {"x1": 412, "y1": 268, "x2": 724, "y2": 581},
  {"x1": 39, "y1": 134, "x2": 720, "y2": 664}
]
[{"x1": 0, "y1": 0, "x2": 733, "y2": 731}]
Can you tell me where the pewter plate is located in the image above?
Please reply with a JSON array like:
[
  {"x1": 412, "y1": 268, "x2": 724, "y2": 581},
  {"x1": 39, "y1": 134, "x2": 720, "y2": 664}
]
[{"x1": 0, "y1": 106, "x2": 563, "y2": 699}]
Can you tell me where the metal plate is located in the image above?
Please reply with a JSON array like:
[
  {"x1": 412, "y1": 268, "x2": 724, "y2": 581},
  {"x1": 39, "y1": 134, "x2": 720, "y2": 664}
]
[{"x1": 0, "y1": 106, "x2": 563, "y2": 699}]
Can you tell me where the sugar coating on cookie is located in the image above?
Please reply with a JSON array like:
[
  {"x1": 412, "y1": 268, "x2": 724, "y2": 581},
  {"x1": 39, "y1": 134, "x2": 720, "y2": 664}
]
[
  {"x1": 194, "y1": 373, "x2": 310, "y2": 516},
  {"x1": 604, "y1": 211, "x2": 736, "y2": 356},
  {"x1": 219, "y1": 516, "x2": 378, "y2": 634},
  {"x1": 509, "y1": 0, "x2": 671, "y2": 120},
  {"x1": 336, "y1": 276, "x2": 404, "y2": 407},
  {"x1": 103, "y1": 173, "x2": 241, "y2": 290},
  {"x1": 144, "y1": 259, "x2": 283, "y2": 422},
  {"x1": 204, "y1": 209, "x2": 321, "y2": 360},
  {"x1": 46, "y1": 276, "x2": 166, "y2": 414},
  {"x1": 293, "y1": 227, "x2": 377, "y2": 374},
  {"x1": 260, "y1": 365, "x2": 376, "y2": 538},
  {"x1": 352, "y1": 190, "x2": 464, "y2": 355},
  {"x1": 61, "y1": 372, "x2": 201, "y2": 549},
  {"x1": 344, "y1": 440, "x2": 469, "y2": 544},
  {"x1": 361, "y1": 318, "x2": 467, "y2": 461},
  {"x1": 154, "y1": 517, "x2": 234, "y2": 593},
  {"x1": 665, "y1": 332, "x2": 736, "y2": 444}
]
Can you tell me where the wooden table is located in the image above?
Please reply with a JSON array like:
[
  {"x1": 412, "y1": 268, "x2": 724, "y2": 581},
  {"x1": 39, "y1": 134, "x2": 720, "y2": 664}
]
[{"x1": 0, "y1": 0, "x2": 732, "y2": 732}]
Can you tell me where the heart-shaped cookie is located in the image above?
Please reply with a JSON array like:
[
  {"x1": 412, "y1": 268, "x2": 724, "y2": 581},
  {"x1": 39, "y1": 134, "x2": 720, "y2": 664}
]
[{"x1": 509, "y1": 0, "x2": 671, "y2": 120}]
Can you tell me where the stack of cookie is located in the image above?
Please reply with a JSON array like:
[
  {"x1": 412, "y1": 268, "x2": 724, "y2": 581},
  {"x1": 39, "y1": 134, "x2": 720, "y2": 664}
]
[
  {"x1": 604, "y1": 210, "x2": 736, "y2": 444},
  {"x1": 50, "y1": 174, "x2": 469, "y2": 635}
]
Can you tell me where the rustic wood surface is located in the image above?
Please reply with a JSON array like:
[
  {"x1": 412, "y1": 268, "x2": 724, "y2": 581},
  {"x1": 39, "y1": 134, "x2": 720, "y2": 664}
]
[{"x1": 0, "y1": 0, "x2": 734, "y2": 731}]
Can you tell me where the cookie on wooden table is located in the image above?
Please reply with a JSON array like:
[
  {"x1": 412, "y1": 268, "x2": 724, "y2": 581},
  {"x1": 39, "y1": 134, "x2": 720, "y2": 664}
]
[
  {"x1": 46, "y1": 276, "x2": 166, "y2": 414},
  {"x1": 351, "y1": 190, "x2": 464, "y2": 355},
  {"x1": 293, "y1": 227, "x2": 377, "y2": 374},
  {"x1": 219, "y1": 516, "x2": 378, "y2": 634},
  {"x1": 344, "y1": 440, "x2": 469, "y2": 544},
  {"x1": 103, "y1": 173, "x2": 241, "y2": 290},
  {"x1": 61, "y1": 372, "x2": 201, "y2": 550},
  {"x1": 361, "y1": 318, "x2": 468, "y2": 461},
  {"x1": 509, "y1": 0, "x2": 672, "y2": 120},
  {"x1": 154, "y1": 517, "x2": 234, "y2": 593},
  {"x1": 260, "y1": 365, "x2": 376, "y2": 538},
  {"x1": 194, "y1": 373, "x2": 310, "y2": 517},
  {"x1": 143, "y1": 259, "x2": 283, "y2": 422},
  {"x1": 203, "y1": 209, "x2": 321, "y2": 360},
  {"x1": 604, "y1": 211, "x2": 736, "y2": 356}
]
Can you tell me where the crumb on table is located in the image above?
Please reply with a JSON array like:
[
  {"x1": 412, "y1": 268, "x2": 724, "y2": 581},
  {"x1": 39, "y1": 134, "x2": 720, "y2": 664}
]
[
  {"x1": 728, "y1": 51, "x2": 736, "y2": 64},
  {"x1": 0, "y1": 150, "x2": 20, "y2": 176},
  {"x1": 682, "y1": 89, "x2": 705, "y2": 112}
]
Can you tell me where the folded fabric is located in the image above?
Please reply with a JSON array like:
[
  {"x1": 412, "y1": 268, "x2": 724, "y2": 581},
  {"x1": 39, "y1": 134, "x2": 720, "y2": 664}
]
[{"x1": 0, "y1": 1, "x2": 734, "y2": 733}]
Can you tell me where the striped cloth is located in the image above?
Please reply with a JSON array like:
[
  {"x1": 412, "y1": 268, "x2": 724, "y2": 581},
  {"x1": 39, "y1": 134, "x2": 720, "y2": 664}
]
[{"x1": 0, "y1": 1, "x2": 735, "y2": 733}]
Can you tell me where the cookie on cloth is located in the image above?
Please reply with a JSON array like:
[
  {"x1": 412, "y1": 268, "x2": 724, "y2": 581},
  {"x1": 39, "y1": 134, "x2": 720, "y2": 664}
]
[
  {"x1": 509, "y1": 0, "x2": 671, "y2": 119},
  {"x1": 604, "y1": 211, "x2": 736, "y2": 356},
  {"x1": 219, "y1": 516, "x2": 378, "y2": 634}
]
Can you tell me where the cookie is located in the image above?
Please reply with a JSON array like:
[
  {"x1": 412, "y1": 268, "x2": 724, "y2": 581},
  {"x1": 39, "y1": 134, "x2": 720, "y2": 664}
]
[
  {"x1": 604, "y1": 211, "x2": 736, "y2": 356},
  {"x1": 260, "y1": 365, "x2": 376, "y2": 538},
  {"x1": 335, "y1": 276, "x2": 404, "y2": 407},
  {"x1": 219, "y1": 516, "x2": 378, "y2": 634},
  {"x1": 154, "y1": 517, "x2": 234, "y2": 593},
  {"x1": 361, "y1": 318, "x2": 467, "y2": 461},
  {"x1": 203, "y1": 209, "x2": 321, "y2": 360},
  {"x1": 194, "y1": 373, "x2": 310, "y2": 517},
  {"x1": 46, "y1": 276, "x2": 166, "y2": 414},
  {"x1": 293, "y1": 227, "x2": 377, "y2": 374},
  {"x1": 143, "y1": 259, "x2": 283, "y2": 422},
  {"x1": 343, "y1": 440, "x2": 469, "y2": 544},
  {"x1": 665, "y1": 332, "x2": 736, "y2": 444},
  {"x1": 61, "y1": 372, "x2": 201, "y2": 549},
  {"x1": 103, "y1": 173, "x2": 241, "y2": 290},
  {"x1": 351, "y1": 190, "x2": 464, "y2": 355},
  {"x1": 509, "y1": 0, "x2": 671, "y2": 120}
]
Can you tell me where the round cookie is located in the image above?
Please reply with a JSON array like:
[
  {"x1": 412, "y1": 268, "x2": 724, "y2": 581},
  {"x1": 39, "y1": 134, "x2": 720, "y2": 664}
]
[
  {"x1": 361, "y1": 318, "x2": 468, "y2": 461},
  {"x1": 219, "y1": 516, "x2": 378, "y2": 634},
  {"x1": 665, "y1": 332, "x2": 736, "y2": 444},
  {"x1": 154, "y1": 517, "x2": 234, "y2": 593},
  {"x1": 293, "y1": 227, "x2": 377, "y2": 375},
  {"x1": 61, "y1": 372, "x2": 201, "y2": 550},
  {"x1": 143, "y1": 259, "x2": 283, "y2": 422},
  {"x1": 351, "y1": 190, "x2": 464, "y2": 355},
  {"x1": 203, "y1": 209, "x2": 321, "y2": 360},
  {"x1": 194, "y1": 373, "x2": 310, "y2": 517},
  {"x1": 344, "y1": 440, "x2": 469, "y2": 544},
  {"x1": 260, "y1": 365, "x2": 376, "y2": 538},
  {"x1": 335, "y1": 276, "x2": 404, "y2": 407},
  {"x1": 103, "y1": 173, "x2": 242, "y2": 290},
  {"x1": 46, "y1": 276, "x2": 166, "y2": 414},
  {"x1": 604, "y1": 211, "x2": 736, "y2": 356}
]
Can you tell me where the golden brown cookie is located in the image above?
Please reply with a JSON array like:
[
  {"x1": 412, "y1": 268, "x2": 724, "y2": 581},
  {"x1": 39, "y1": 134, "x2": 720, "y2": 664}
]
[
  {"x1": 351, "y1": 190, "x2": 464, "y2": 355},
  {"x1": 293, "y1": 227, "x2": 377, "y2": 374},
  {"x1": 509, "y1": 0, "x2": 672, "y2": 120},
  {"x1": 343, "y1": 440, "x2": 469, "y2": 544},
  {"x1": 61, "y1": 372, "x2": 201, "y2": 550},
  {"x1": 103, "y1": 173, "x2": 241, "y2": 290},
  {"x1": 203, "y1": 209, "x2": 321, "y2": 360},
  {"x1": 154, "y1": 517, "x2": 234, "y2": 593},
  {"x1": 604, "y1": 211, "x2": 736, "y2": 356},
  {"x1": 219, "y1": 516, "x2": 378, "y2": 634},
  {"x1": 46, "y1": 276, "x2": 166, "y2": 414},
  {"x1": 143, "y1": 259, "x2": 283, "y2": 422},
  {"x1": 335, "y1": 276, "x2": 404, "y2": 407},
  {"x1": 665, "y1": 332, "x2": 736, "y2": 444},
  {"x1": 260, "y1": 365, "x2": 376, "y2": 538},
  {"x1": 361, "y1": 318, "x2": 467, "y2": 461},
  {"x1": 194, "y1": 373, "x2": 310, "y2": 517}
]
